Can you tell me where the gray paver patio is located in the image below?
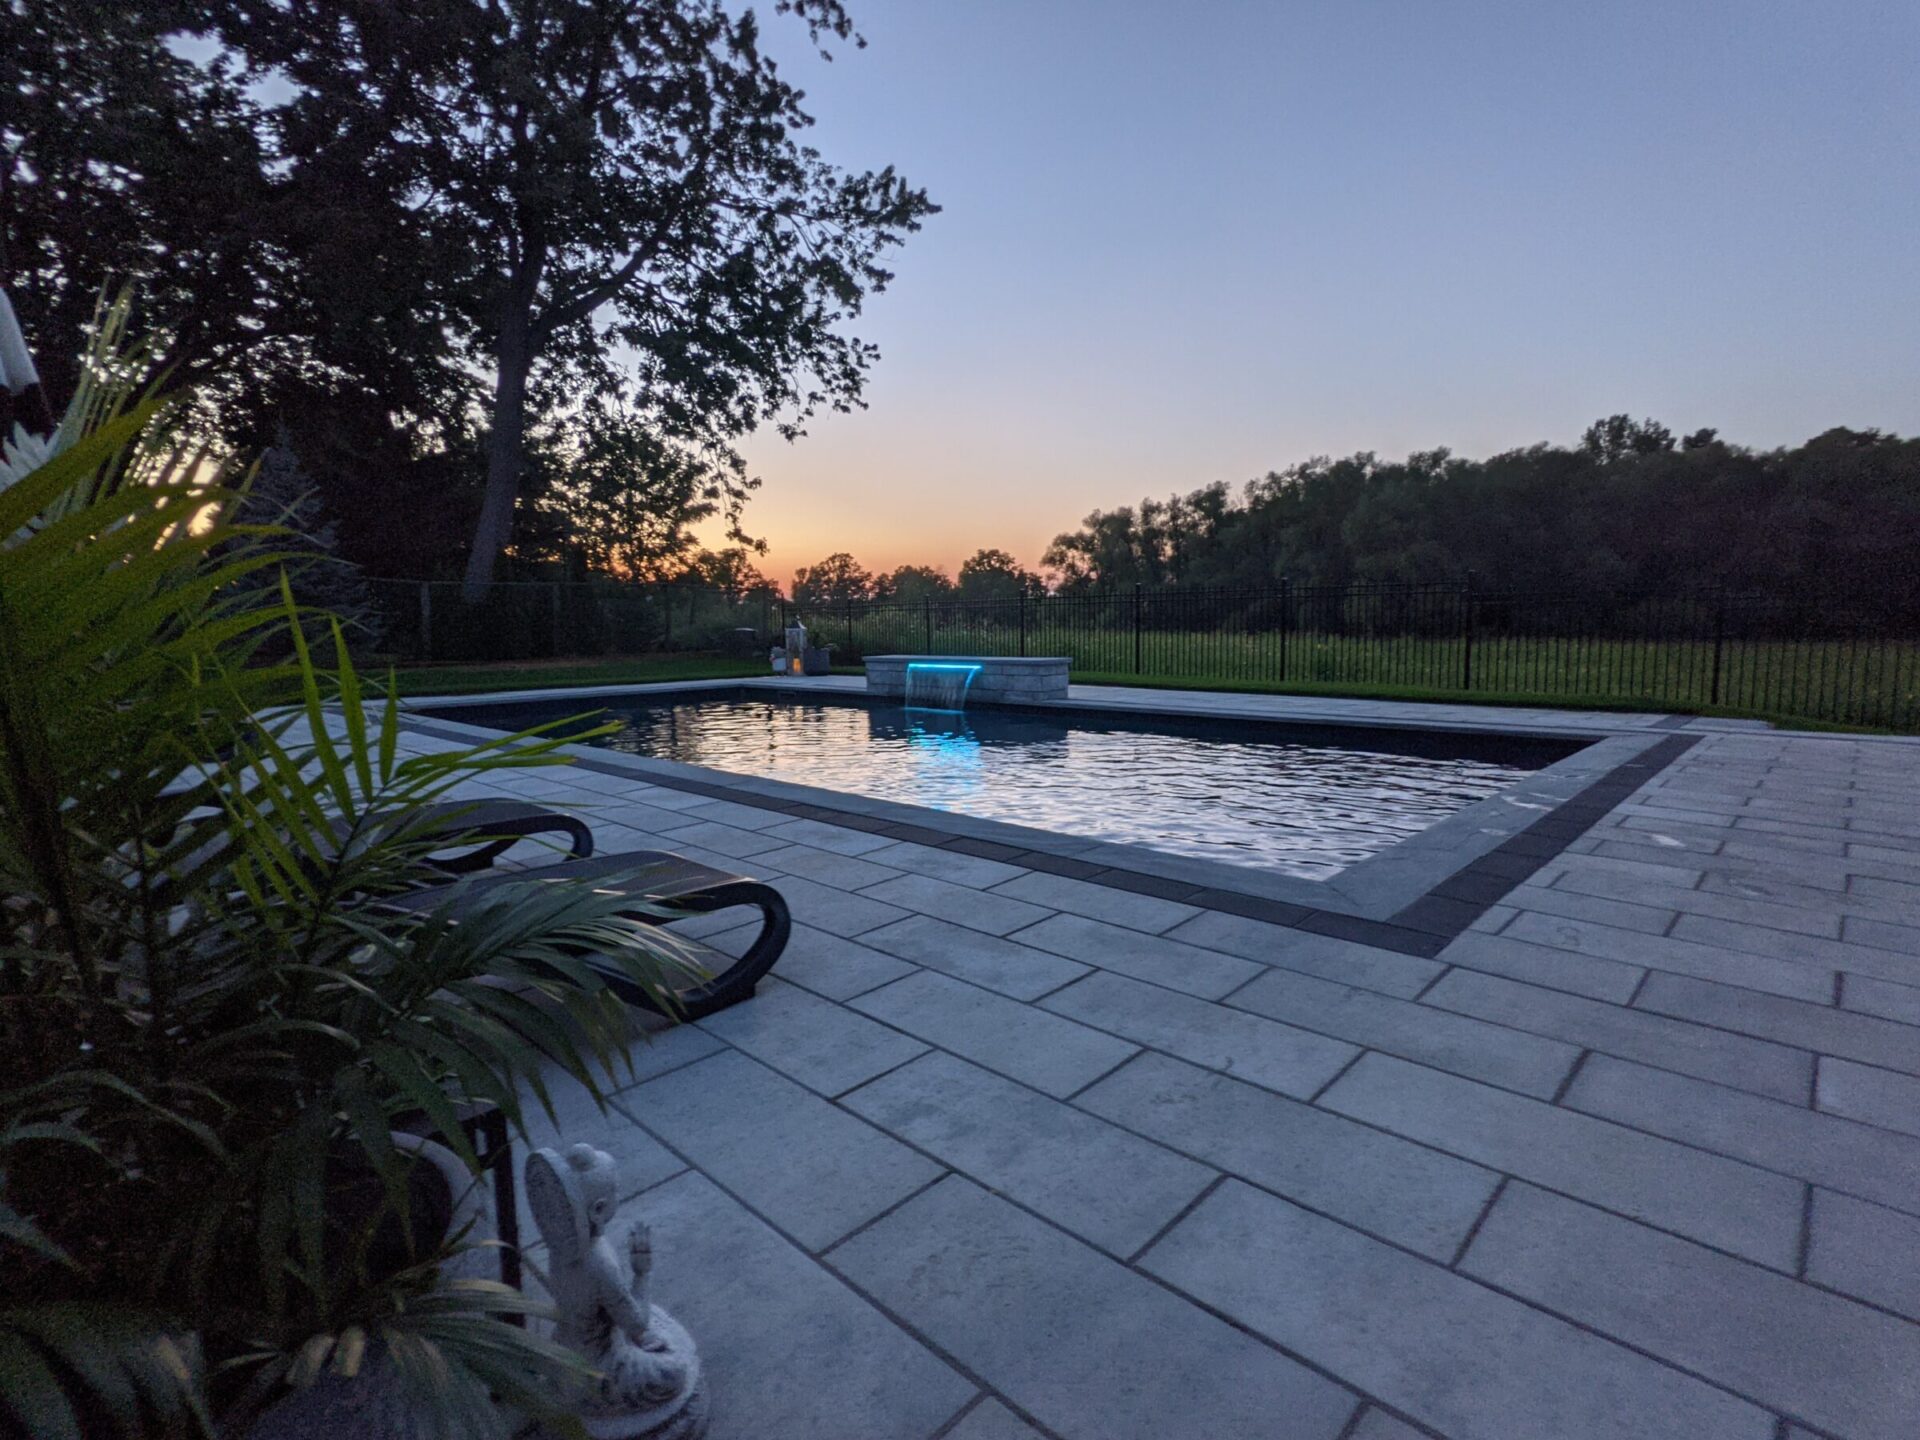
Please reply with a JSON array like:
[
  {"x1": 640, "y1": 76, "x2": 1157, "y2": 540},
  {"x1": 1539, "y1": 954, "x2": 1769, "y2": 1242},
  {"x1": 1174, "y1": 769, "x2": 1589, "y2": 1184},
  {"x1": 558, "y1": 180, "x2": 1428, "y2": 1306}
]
[{"x1": 394, "y1": 697, "x2": 1920, "y2": 1437}]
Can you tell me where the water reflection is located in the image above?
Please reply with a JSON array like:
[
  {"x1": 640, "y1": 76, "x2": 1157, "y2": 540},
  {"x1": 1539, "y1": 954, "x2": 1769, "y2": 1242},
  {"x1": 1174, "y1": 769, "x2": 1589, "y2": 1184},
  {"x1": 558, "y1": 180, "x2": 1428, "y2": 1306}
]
[{"x1": 498, "y1": 697, "x2": 1548, "y2": 880}]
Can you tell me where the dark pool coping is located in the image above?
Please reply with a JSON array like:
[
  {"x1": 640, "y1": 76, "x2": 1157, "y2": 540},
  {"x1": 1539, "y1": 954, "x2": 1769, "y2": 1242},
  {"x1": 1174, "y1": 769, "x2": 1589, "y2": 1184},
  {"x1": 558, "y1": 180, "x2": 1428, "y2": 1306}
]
[{"x1": 400, "y1": 681, "x2": 1699, "y2": 960}]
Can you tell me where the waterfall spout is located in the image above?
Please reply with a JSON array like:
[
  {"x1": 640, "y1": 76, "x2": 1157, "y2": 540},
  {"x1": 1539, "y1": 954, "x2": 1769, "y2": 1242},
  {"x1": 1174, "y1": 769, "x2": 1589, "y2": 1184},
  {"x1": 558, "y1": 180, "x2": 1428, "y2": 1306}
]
[{"x1": 904, "y1": 662, "x2": 982, "y2": 711}]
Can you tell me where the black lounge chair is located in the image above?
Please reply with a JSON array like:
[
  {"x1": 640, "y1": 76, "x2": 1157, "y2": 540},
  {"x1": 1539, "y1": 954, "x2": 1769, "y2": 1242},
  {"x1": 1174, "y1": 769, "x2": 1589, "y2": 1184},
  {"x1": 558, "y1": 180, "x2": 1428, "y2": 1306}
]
[
  {"x1": 382, "y1": 851, "x2": 790, "y2": 1020},
  {"x1": 344, "y1": 797, "x2": 594, "y2": 874}
]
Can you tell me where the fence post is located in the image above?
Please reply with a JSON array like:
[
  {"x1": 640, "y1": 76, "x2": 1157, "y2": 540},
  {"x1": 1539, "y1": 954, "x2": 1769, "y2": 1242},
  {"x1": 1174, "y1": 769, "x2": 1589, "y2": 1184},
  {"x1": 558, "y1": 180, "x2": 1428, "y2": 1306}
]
[
  {"x1": 844, "y1": 597, "x2": 854, "y2": 661},
  {"x1": 1710, "y1": 588, "x2": 1727, "y2": 706},
  {"x1": 1133, "y1": 583, "x2": 1144, "y2": 675},
  {"x1": 550, "y1": 581, "x2": 563, "y2": 656},
  {"x1": 663, "y1": 586, "x2": 673, "y2": 649},
  {"x1": 924, "y1": 595, "x2": 932, "y2": 653},
  {"x1": 1461, "y1": 570, "x2": 1476, "y2": 692},
  {"x1": 417, "y1": 581, "x2": 432, "y2": 662},
  {"x1": 1278, "y1": 575, "x2": 1290, "y2": 683},
  {"x1": 1019, "y1": 591, "x2": 1028, "y2": 657}
]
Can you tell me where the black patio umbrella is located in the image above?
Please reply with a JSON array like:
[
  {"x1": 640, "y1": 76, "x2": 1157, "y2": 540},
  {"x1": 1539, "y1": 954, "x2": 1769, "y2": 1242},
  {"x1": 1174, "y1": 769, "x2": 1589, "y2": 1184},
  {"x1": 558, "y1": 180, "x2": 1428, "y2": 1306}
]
[{"x1": 0, "y1": 285, "x2": 57, "y2": 439}]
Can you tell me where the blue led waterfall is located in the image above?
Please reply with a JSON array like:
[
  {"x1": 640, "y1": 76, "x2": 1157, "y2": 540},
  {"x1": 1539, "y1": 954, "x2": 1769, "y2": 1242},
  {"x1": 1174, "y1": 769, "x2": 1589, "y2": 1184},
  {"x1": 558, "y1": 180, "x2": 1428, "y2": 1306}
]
[{"x1": 904, "y1": 661, "x2": 982, "y2": 710}]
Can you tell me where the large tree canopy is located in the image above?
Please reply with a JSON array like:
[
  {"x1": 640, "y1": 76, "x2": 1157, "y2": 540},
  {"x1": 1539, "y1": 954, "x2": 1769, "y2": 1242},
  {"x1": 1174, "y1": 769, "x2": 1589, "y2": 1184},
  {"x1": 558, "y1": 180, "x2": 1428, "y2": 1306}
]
[
  {"x1": 3, "y1": 0, "x2": 931, "y2": 591},
  {"x1": 222, "y1": 0, "x2": 933, "y2": 597}
]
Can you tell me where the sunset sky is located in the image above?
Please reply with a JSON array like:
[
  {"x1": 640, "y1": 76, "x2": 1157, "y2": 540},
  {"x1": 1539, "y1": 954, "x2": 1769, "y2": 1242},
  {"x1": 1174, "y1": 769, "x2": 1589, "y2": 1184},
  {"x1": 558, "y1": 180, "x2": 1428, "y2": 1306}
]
[{"x1": 712, "y1": 0, "x2": 1920, "y2": 588}]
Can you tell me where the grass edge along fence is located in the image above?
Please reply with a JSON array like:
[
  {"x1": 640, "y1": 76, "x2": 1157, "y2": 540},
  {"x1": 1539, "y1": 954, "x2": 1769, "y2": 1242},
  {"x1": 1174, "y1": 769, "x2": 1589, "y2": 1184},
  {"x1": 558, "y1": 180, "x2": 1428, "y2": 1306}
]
[
  {"x1": 369, "y1": 576, "x2": 1920, "y2": 731},
  {"x1": 808, "y1": 580, "x2": 1920, "y2": 732}
]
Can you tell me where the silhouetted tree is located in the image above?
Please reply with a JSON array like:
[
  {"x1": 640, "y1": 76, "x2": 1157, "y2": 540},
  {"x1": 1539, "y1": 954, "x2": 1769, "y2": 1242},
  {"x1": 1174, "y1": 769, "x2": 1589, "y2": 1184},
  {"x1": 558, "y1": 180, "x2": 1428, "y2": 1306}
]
[
  {"x1": 792, "y1": 552, "x2": 874, "y2": 605},
  {"x1": 956, "y1": 548, "x2": 1045, "y2": 602},
  {"x1": 872, "y1": 564, "x2": 953, "y2": 604}
]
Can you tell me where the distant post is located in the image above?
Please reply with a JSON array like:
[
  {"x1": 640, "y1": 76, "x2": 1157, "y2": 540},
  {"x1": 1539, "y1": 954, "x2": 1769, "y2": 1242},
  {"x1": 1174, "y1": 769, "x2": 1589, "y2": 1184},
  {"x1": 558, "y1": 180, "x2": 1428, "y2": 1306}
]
[
  {"x1": 1710, "y1": 588, "x2": 1728, "y2": 706},
  {"x1": 1018, "y1": 592, "x2": 1028, "y2": 657},
  {"x1": 1461, "y1": 570, "x2": 1477, "y2": 691},
  {"x1": 551, "y1": 581, "x2": 563, "y2": 655},
  {"x1": 1278, "y1": 575, "x2": 1291, "y2": 683},
  {"x1": 924, "y1": 595, "x2": 933, "y2": 653},
  {"x1": 418, "y1": 582, "x2": 433, "y2": 662},
  {"x1": 1134, "y1": 583, "x2": 1144, "y2": 675}
]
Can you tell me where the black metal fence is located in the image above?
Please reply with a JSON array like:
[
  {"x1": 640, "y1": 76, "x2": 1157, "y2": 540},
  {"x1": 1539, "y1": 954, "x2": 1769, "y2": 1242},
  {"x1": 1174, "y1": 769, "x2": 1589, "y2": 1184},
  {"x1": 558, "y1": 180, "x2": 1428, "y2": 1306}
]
[
  {"x1": 370, "y1": 575, "x2": 1920, "y2": 730},
  {"x1": 366, "y1": 578, "x2": 780, "y2": 665}
]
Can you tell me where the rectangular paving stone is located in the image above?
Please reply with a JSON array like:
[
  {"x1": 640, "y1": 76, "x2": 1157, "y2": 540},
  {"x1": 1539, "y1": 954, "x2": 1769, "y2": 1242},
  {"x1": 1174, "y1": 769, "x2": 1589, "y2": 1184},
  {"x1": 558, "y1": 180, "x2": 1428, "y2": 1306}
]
[
  {"x1": 1140, "y1": 1180, "x2": 1770, "y2": 1440},
  {"x1": 858, "y1": 873, "x2": 1054, "y2": 936},
  {"x1": 1565, "y1": 1053, "x2": 1920, "y2": 1217},
  {"x1": 1077, "y1": 1052, "x2": 1496, "y2": 1260},
  {"x1": 1424, "y1": 968, "x2": 1814, "y2": 1103},
  {"x1": 768, "y1": 874, "x2": 912, "y2": 939},
  {"x1": 763, "y1": 922, "x2": 919, "y2": 1001},
  {"x1": 1007, "y1": 912, "x2": 1261, "y2": 1000},
  {"x1": 678, "y1": 797, "x2": 793, "y2": 830},
  {"x1": 632, "y1": 1050, "x2": 942, "y2": 1251},
  {"x1": 760, "y1": 816, "x2": 900, "y2": 855},
  {"x1": 1554, "y1": 867, "x2": 1838, "y2": 937},
  {"x1": 842, "y1": 1051, "x2": 1214, "y2": 1257},
  {"x1": 859, "y1": 914, "x2": 1089, "y2": 1000},
  {"x1": 1815, "y1": 1056, "x2": 1920, "y2": 1138},
  {"x1": 829, "y1": 1176, "x2": 1358, "y2": 1440},
  {"x1": 1636, "y1": 971, "x2": 1920, "y2": 1074},
  {"x1": 1845, "y1": 912, "x2": 1920, "y2": 956},
  {"x1": 1499, "y1": 880, "x2": 1678, "y2": 935},
  {"x1": 1462, "y1": 1182, "x2": 1920, "y2": 1440},
  {"x1": 1349, "y1": 1410, "x2": 1429, "y2": 1440},
  {"x1": 695, "y1": 976, "x2": 929, "y2": 1096},
  {"x1": 655, "y1": 819, "x2": 795, "y2": 858},
  {"x1": 1503, "y1": 911, "x2": 1833, "y2": 1002},
  {"x1": 1229, "y1": 967, "x2": 1579, "y2": 1098},
  {"x1": 749, "y1": 843, "x2": 903, "y2": 891},
  {"x1": 1319, "y1": 1053, "x2": 1802, "y2": 1268},
  {"x1": 1437, "y1": 931, "x2": 1643, "y2": 1002},
  {"x1": 1536, "y1": 850, "x2": 1705, "y2": 887},
  {"x1": 641, "y1": 1171, "x2": 974, "y2": 1440},
  {"x1": 1042, "y1": 970, "x2": 1357, "y2": 1099},
  {"x1": 608, "y1": 1016, "x2": 729, "y2": 1087},
  {"x1": 1704, "y1": 866, "x2": 1909, "y2": 915},
  {"x1": 1807, "y1": 1187, "x2": 1920, "y2": 1323},
  {"x1": 1664, "y1": 913, "x2": 1920, "y2": 990},
  {"x1": 850, "y1": 970, "x2": 1138, "y2": 1097},
  {"x1": 862, "y1": 839, "x2": 1026, "y2": 889},
  {"x1": 945, "y1": 1399, "x2": 1046, "y2": 1440},
  {"x1": 1164, "y1": 912, "x2": 1445, "y2": 998},
  {"x1": 988, "y1": 871, "x2": 1199, "y2": 934},
  {"x1": 1842, "y1": 973, "x2": 1920, "y2": 1026}
]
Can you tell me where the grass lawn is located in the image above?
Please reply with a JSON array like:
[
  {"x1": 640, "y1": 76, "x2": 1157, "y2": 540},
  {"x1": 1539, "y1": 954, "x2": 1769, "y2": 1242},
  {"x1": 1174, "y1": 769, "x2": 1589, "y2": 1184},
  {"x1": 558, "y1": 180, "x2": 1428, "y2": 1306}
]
[
  {"x1": 390, "y1": 653, "x2": 765, "y2": 697},
  {"x1": 387, "y1": 645, "x2": 1906, "y2": 733}
]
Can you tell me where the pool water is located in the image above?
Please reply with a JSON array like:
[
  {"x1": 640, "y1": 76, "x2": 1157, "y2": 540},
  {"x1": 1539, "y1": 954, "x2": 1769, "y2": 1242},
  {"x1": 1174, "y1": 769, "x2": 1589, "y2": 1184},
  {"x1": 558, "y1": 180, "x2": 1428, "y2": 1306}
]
[{"x1": 433, "y1": 692, "x2": 1575, "y2": 880}]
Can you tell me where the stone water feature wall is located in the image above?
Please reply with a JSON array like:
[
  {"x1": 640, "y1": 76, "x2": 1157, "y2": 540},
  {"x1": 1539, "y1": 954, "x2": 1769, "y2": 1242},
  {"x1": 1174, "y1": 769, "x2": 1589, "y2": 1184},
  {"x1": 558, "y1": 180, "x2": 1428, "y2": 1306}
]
[{"x1": 864, "y1": 655, "x2": 1070, "y2": 705}]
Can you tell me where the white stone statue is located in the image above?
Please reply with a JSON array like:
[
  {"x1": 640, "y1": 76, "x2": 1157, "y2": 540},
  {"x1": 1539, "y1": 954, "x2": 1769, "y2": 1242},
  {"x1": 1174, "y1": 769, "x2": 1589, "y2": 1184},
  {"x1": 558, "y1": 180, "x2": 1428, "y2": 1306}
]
[{"x1": 525, "y1": 1144, "x2": 708, "y2": 1439}]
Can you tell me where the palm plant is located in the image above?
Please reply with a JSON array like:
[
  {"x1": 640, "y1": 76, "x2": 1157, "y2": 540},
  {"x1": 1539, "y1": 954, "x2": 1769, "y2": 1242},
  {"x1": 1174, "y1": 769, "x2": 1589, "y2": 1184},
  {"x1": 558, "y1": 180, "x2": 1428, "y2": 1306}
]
[{"x1": 0, "y1": 298, "x2": 699, "y2": 1438}]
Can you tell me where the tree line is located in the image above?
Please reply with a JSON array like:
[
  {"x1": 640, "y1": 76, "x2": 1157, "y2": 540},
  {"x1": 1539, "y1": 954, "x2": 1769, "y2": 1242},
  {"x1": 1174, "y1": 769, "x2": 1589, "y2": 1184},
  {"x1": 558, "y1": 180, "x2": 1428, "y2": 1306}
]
[
  {"x1": 790, "y1": 548, "x2": 1046, "y2": 609},
  {"x1": 1040, "y1": 417, "x2": 1920, "y2": 615},
  {"x1": 3, "y1": 0, "x2": 930, "y2": 598}
]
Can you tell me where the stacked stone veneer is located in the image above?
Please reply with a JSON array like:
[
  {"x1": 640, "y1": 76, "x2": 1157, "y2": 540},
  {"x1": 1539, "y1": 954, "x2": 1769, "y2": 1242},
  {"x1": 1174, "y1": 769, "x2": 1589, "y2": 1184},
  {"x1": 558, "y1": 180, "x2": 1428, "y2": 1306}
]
[{"x1": 864, "y1": 655, "x2": 1070, "y2": 705}]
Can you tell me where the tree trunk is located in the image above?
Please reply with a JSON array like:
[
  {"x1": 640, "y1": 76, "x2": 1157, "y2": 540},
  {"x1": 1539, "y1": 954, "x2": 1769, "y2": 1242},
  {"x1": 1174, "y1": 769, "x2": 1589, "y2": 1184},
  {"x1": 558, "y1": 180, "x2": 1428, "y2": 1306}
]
[{"x1": 462, "y1": 281, "x2": 539, "y2": 602}]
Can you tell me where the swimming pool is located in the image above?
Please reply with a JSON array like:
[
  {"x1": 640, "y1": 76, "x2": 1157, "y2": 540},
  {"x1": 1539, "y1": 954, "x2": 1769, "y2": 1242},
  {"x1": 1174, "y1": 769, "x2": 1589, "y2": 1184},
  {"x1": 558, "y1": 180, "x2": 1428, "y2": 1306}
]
[{"x1": 429, "y1": 690, "x2": 1581, "y2": 880}]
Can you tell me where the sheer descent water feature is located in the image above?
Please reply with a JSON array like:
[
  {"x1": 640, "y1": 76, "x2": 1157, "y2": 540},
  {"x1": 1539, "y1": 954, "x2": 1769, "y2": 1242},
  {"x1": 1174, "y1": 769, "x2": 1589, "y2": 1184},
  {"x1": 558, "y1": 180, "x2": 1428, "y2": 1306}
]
[
  {"x1": 903, "y1": 662, "x2": 981, "y2": 710},
  {"x1": 865, "y1": 655, "x2": 1071, "y2": 706}
]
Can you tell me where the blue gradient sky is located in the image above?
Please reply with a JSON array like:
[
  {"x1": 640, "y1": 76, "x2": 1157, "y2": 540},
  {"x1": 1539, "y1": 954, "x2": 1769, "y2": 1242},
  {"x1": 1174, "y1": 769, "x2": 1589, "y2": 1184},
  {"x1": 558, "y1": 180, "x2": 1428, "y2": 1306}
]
[{"x1": 722, "y1": 1, "x2": 1920, "y2": 583}]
